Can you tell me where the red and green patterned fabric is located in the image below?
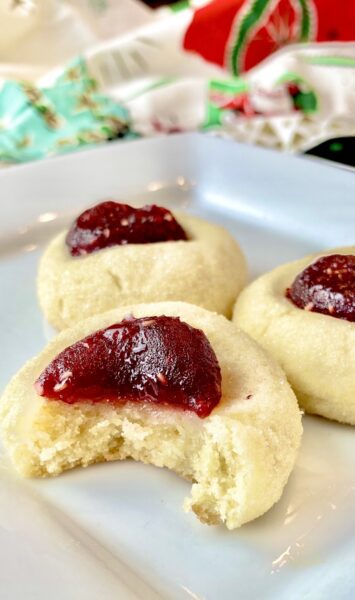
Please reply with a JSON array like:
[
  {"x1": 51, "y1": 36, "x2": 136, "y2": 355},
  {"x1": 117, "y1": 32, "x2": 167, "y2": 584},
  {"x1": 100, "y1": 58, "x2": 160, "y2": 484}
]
[
  {"x1": 183, "y1": 0, "x2": 355, "y2": 74},
  {"x1": 1, "y1": 0, "x2": 355, "y2": 164}
]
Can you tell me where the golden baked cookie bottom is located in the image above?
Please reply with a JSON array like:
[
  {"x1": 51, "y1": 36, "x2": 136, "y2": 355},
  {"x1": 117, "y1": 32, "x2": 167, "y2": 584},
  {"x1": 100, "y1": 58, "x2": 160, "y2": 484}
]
[
  {"x1": 0, "y1": 301, "x2": 302, "y2": 530},
  {"x1": 233, "y1": 246, "x2": 355, "y2": 425}
]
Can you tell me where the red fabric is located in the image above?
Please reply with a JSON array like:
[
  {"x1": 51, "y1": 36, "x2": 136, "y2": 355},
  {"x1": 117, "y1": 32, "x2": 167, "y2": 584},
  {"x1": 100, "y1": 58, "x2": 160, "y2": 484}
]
[
  {"x1": 243, "y1": 0, "x2": 301, "y2": 72},
  {"x1": 313, "y1": 0, "x2": 355, "y2": 42},
  {"x1": 183, "y1": 0, "x2": 355, "y2": 74},
  {"x1": 183, "y1": 0, "x2": 244, "y2": 67}
]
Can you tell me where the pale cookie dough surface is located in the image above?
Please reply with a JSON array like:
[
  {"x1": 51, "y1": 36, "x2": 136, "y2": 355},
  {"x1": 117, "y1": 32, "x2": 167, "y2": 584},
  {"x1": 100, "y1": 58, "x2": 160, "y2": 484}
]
[
  {"x1": 1, "y1": 301, "x2": 301, "y2": 530},
  {"x1": 38, "y1": 212, "x2": 247, "y2": 330},
  {"x1": 233, "y1": 246, "x2": 355, "y2": 425}
]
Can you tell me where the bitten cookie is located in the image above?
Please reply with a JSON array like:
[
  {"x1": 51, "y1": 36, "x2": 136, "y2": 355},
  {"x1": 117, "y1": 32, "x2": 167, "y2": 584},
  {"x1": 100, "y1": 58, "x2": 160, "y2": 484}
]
[
  {"x1": 38, "y1": 201, "x2": 247, "y2": 330},
  {"x1": 233, "y1": 246, "x2": 355, "y2": 425},
  {"x1": 0, "y1": 301, "x2": 302, "y2": 530}
]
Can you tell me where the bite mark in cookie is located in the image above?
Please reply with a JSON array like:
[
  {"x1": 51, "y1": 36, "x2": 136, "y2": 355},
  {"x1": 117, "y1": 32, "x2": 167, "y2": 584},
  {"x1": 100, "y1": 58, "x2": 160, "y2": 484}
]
[{"x1": 0, "y1": 302, "x2": 302, "y2": 529}]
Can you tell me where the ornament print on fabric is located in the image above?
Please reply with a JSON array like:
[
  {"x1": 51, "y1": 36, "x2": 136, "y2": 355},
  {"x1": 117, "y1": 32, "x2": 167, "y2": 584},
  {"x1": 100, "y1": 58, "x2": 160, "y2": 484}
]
[
  {"x1": 183, "y1": 0, "x2": 355, "y2": 75},
  {"x1": 229, "y1": 0, "x2": 316, "y2": 74}
]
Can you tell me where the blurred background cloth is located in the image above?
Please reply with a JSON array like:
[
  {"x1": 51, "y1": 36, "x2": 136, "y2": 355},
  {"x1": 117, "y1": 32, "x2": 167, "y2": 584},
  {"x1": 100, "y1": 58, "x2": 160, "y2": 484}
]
[{"x1": 1, "y1": 0, "x2": 355, "y2": 165}]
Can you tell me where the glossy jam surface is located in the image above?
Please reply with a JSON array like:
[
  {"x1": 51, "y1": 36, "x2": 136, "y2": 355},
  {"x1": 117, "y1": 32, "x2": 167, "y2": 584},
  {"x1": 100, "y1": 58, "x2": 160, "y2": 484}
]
[
  {"x1": 66, "y1": 201, "x2": 187, "y2": 256},
  {"x1": 286, "y1": 254, "x2": 355, "y2": 321},
  {"x1": 35, "y1": 316, "x2": 222, "y2": 418}
]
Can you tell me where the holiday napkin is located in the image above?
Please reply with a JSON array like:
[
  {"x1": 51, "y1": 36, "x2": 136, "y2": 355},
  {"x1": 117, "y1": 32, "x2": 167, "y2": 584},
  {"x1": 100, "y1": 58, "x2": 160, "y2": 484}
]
[{"x1": 1, "y1": 0, "x2": 355, "y2": 165}]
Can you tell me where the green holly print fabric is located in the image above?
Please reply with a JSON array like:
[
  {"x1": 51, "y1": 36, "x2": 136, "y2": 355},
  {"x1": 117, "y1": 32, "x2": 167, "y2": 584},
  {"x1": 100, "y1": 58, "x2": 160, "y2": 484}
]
[{"x1": 0, "y1": 58, "x2": 133, "y2": 164}]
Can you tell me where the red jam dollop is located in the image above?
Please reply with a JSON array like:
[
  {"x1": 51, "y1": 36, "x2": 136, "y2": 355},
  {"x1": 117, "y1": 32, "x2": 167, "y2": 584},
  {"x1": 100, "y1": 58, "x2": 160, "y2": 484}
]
[
  {"x1": 66, "y1": 201, "x2": 187, "y2": 256},
  {"x1": 286, "y1": 254, "x2": 355, "y2": 321},
  {"x1": 34, "y1": 316, "x2": 221, "y2": 418}
]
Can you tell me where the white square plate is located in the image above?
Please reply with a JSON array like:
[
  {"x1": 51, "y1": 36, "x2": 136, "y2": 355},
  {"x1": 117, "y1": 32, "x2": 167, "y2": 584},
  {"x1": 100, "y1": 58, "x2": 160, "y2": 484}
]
[{"x1": 0, "y1": 134, "x2": 354, "y2": 600}]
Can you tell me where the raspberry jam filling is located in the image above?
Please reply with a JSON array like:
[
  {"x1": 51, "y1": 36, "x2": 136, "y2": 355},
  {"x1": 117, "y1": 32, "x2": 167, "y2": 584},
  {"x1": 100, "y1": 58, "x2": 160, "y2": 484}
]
[
  {"x1": 66, "y1": 201, "x2": 187, "y2": 256},
  {"x1": 286, "y1": 254, "x2": 355, "y2": 321},
  {"x1": 35, "y1": 316, "x2": 222, "y2": 418}
]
